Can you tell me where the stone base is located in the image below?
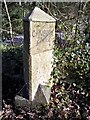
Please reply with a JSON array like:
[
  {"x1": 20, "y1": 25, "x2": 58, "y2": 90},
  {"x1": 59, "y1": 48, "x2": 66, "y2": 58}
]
[
  {"x1": 31, "y1": 84, "x2": 51, "y2": 109},
  {"x1": 15, "y1": 95, "x2": 31, "y2": 111},
  {"x1": 15, "y1": 84, "x2": 51, "y2": 109}
]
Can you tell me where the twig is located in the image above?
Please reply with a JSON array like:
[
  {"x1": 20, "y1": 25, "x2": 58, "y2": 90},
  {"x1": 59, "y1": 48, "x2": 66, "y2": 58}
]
[{"x1": 3, "y1": 0, "x2": 13, "y2": 45}]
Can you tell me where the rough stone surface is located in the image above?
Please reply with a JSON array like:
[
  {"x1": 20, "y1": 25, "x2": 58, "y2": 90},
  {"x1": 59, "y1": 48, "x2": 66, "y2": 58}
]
[
  {"x1": 30, "y1": 22, "x2": 55, "y2": 55},
  {"x1": 23, "y1": 7, "x2": 55, "y2": 107},
  {"x1": 0, "y1": 49, "x2": 2, "y2": 110},
  {"x1": 15, "y1": 95, "x2": 31, "y2": 111},
  {"x1": 24, "y1": 7, "x2": 56, "y2": 22},
  {"x1": 31, "y1": 50, "x2": 53, "y2": 101},
  {"x1": 32, "y1": 84, "x2": 51, "y2": 108}
]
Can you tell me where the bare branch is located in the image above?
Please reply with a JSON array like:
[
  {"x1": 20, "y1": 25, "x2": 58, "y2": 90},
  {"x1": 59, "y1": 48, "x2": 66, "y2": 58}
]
[{"x1": 3, "y1": 0, "x2": 13, "y2": 45}]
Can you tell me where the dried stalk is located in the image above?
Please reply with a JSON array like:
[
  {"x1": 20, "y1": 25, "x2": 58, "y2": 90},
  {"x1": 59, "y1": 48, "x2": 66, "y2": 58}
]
[{"x1": 4, "y1": 0, "x2": 13, "y2": 45}]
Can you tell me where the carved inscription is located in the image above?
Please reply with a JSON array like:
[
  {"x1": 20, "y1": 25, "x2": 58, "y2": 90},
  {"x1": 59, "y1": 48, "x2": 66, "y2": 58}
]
[
  {"x1": 31, "y1": 22, "x2": 55, "y2": 55},
  {"x1": 23, "y1": 7, "x2": 56, "y2": 106}
]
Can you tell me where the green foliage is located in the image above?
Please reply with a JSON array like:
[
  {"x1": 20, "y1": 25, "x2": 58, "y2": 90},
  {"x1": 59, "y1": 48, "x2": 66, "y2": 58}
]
[
  {"x1": 49, "y1": 4, "x2": 90, "y2": 120},
  {"x1": 52, "y1": 16, "x2": 90, "y2": 84}
]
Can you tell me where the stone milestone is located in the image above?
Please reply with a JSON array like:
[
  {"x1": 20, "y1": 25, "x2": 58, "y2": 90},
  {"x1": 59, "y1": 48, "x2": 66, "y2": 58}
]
[{"x1": 23, "y1": 7, "x2": 56, "y2": 107}]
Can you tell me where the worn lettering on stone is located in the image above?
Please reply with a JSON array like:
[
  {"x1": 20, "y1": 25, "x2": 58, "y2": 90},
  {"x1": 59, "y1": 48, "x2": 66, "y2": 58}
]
[
  {"x1": 23, "y1": 7, "x2": 56, "y2": 107},
  {"x1": 31, "y1": 22, "x2": 55, "y2": 55}
]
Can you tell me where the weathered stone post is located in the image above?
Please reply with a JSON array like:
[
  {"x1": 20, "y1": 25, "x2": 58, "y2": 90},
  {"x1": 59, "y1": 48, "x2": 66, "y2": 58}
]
[{"x1": 23, "y1": 7, "x2": 56, "y2": 107}]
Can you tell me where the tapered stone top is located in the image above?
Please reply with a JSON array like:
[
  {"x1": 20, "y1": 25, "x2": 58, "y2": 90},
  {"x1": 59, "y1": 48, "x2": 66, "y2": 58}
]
[
  {"x1": 23, "y1": 6, "x2": 56, "y2": 107},
  {"x1": 24, "y1": 7, "x2": 56, "y2": 22}
]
